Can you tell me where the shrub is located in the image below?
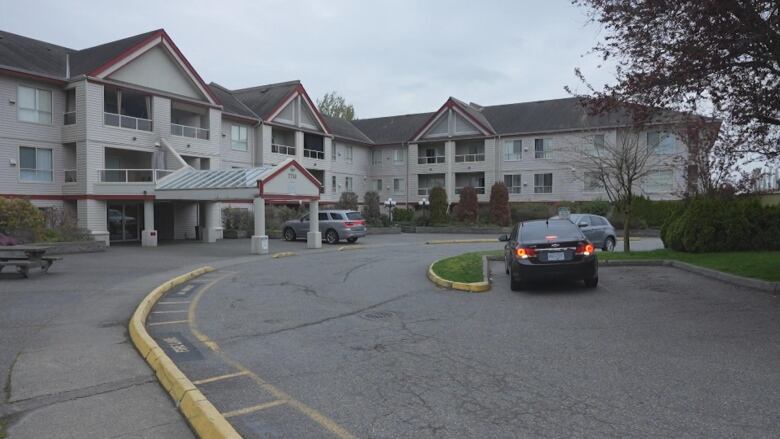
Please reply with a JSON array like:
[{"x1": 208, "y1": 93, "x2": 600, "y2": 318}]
[
  {"x1": 222, "y1": 207, "x2": 252, "y2": 232},
  {"x1": 336, "y1": 192, "x2": 359, "y2": 210},
  {"x1": 41, "y1": 207, "x2": 91, "y2": 242},
  {"x1": 630, "y1": 196, "x2": 682, "y2": 228},
  {"x1": 575, "y1": 200, "x2": 611, "y2": 217},
  {"x1": 393, "y1": 207, "x2": 413, "y2": 223},
  {"x1": 415, "y1": 214, "x2": 431, "y2": 226},
  {"x1": 510, "y1": 203, "x2": 552, "y2": 223},
  {"x1": 266, "y1": 205, "x2": 299, "y2": 231},
  {"x1": 363, "y1": 191, "x2": 381, "y2": 223},
  {"x1": 429, "y1": 186, "x2": 448, "y2": 225},
  {"x1": 662, "y1": 196, "x2": 780, "y2": 252},
  {"x1": 489, "y1": 182, "x2": 510, "y2": 226},
  {"x1": 0, "y1": 197, "x2": 45, "y2": 242},
  {"x1": 454, "y1": 187, "x2": 479, "y2": 224},
  {"x1": 378, "y1": 214, "x2": 391, "y2": 227}
]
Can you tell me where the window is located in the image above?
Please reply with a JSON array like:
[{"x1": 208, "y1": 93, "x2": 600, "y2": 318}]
[
  {"x1": 374, "y1": 179, "x2": 383, "y2": 192},
  {"x1": 393, "y1": 178, "x2": 405, "y2": 194},
  {"x1": 644, "y1": 169, "x2": 674, "y2": 192},
  {"x1": 371, "y1": 150, "x2": 382, "y2": 166},
  {"x1": 647, "y1": 131, "x2": 675, "y2": 154},
  {"x1": 64, "y1": 89, "x2": 76, "y2": 125},
  {"x1": 330, "y1": 212, "x2": 344, "y2": 220},
  {"x1": 345, "y1": 176, "x2": 353, "y2": 192},
  {"x1": 534, "y1": 173, "x2": 553, "y2": 193},
  {"x1": 19, "y1": 146, "x2": 53, "y2": 182},
  {"x1": 331, "y1": 175, "x2": 337, "y2": 193},
  {"x1": 18, "y1": 86, "x2": 52, "y2": 124},
  {"x1": 393, "y1": 149, "x2": 405, "y2": 165},
  {"x1": 318, "y1": 213, "x2": 329, "y2": 221},
  {"x1": 331, "y1": 144, "x2": 336, "y2": 160},
  {"x1": 591, "y1": 216, "x2": 608, "y2": 226},
  {"x1": 534, "y1": 139, "x2": 552, "y2": 159},
  {"x1": 584, "y1": 171, "x2": 603, "y2": 191},
  {"x1": 345, "y1": 146, "x2": 353, "y2": 163},
  {"x1": 593, "y1": 134, "x2": 605, "y2": 151},
  {"x1": 231, "y1": 125, "x2": 248, "y2": 151},
  {"x1": 504, "y1": 140, "x2": 522, "y2": 161},
  {"x1": 503, "y1": 174, "x2": 522, "y2": 194}
]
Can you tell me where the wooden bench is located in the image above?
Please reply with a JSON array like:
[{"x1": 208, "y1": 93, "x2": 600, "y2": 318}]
[{"x1": 0, "y1": 246, "x2": 60, "y2": 278}]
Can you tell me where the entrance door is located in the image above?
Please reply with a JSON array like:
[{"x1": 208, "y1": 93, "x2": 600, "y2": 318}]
[{"x1": 108, "y1": 203, "x2": 141, "y2": 242}]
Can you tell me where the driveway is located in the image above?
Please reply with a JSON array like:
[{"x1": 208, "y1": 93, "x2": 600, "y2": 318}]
[{"x1": 155, "y1": 239, "x2": 780, "y2": 438}]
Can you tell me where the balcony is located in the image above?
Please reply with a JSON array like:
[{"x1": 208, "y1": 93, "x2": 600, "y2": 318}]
[
  {"x1": 64, "y1": 112, "x2": 76, "y2": 125},
  {"x1": 455, "y1": 186, "x2": 485, "y2": 194},
  {"x1": 104, "y1": 112, "x2": 152, "y2": 131},
  {"x1": 417, "y1": 155, "x2": 445, "y2": 164},
  {"x1": 454, "y1": 153, "x2": 485, "y2": 163},
  {"x1": 304, "y1": 149, "x2": 324, "y2": 159},
  {"x1": 97, "y1": 169, "x2": 173, "y2": 183},
  {"x1": 64, "y1": 169, "x2": 77, "y2": 183},
  {"x1": 454, "y1": 140, "x2": 485, "y2": 163},
  {"x1": 171, "y1": 123, "x2": 209, "y2": 140},
  {"x1": 272, "y1": 144, "x2": 296, "y2": 156}
]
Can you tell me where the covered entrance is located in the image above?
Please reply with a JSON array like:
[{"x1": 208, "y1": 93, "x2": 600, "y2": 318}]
[{"x1": 154, "y1": 158, "x2": 322, "y2": 254}]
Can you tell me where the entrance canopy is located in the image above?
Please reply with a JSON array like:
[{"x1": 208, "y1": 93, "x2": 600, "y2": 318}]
[{"x1": 155, "y1": 158, "x2": 321, "y2": 201}]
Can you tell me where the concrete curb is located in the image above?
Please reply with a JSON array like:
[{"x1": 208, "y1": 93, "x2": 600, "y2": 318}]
[
  {"x1": 425, "y1": 239, "x2": 499, "y2": 245},
  {"x1": 427, "y1": 256, "x2": 491, "y2": 292},
  {"x1": 128, "y1": 266, "x2": 242, "y2": 439},
  {"x1": 601, "y1": 259, "x2": 780, "y2": 294}
]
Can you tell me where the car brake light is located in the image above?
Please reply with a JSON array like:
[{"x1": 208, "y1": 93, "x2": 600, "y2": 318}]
[
  {"x1": 576, "y1": 243, "x2": 595, "y2": 256},
  {"x1": 344, "y1": 221, "x2": 355, "y2": 227},
  {"x1": 545, "y1": 235, "x2": 557, "y2": 240},
  {"x1": 515, "y1": 247, "x2": 536, "y2": 259}
]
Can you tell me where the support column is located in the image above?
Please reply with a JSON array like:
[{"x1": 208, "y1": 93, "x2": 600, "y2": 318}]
[
  {"x1": 141, "y1": 200, "x2": 157, "y2": 247},
  {"x1": 307, "y1": 200, "x2": 322, "y2": 249},
  {"x1": 201, "y1": 202, "x2": 218, "y2": 243},
  {"x1": 251, "y1": 197, "x2": 269, "y2": 254}
]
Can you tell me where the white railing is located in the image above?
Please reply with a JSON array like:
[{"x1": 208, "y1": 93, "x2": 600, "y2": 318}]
[
  {"x1": 64, "y1": 169, "x2": 77, "y2": 183},
  {"x1": 418, "y1": 187, "x2": 443, "y2": 196},
  {"x1": 171, "y1": 123, "x2": 209, "y2": 140},
  {"x1": 64, "y1": 112, "x2": 76, "y2": 125},
  {"x1": 454, "y1": 153, "x2": 485, "y2": 163},
  {"x1": 97, "y1": 169, "x2": 173, "y2": 183},
  {"x1": 303, "y1": 148, "x2": 324, "y2": 159},
  {"x1": 272, "y1": 143, "x2": 296, "y2": 156},
  {"x1": 455, "y1": 186, "x2": 485, "y2": 194},
  {"x1": 417, "y1": 155, "x2": 445, "y2": 164},
  {"x1": 104, "y1": 112, "x2": 153, "y2": 132}
]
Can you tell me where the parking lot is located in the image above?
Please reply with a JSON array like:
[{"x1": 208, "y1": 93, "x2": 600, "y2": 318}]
[{"x1": 155, "y1": 238, "x2": 780, "y2": 438}]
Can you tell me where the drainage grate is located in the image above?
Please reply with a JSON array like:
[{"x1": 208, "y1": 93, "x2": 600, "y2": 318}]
[{"x1": 362, "y1": 311, "x2": 396, "y2": 320}]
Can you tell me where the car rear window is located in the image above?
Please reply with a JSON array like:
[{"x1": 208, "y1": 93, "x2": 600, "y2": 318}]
[
  {"x1": 346, "y1": 212, "x2": 363, "y2": 220},
  {"x1": 520, "y1": 220, "x2": 583, "y2": 242},
  {"x1": 330, "y1": 212, "x2": 344, "y2": 220}
]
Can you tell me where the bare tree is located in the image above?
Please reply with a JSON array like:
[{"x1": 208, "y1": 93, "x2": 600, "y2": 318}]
[{"x1": 565, "y1": 128, "x2": 681, "y2": 251}]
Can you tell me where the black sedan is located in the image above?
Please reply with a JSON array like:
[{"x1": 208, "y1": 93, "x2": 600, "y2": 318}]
[{"x1": 500, "y1": 219, "x2": 598, "y2": 291}]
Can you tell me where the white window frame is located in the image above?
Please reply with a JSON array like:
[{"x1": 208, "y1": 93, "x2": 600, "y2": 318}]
[
  {"x1": 345, "y1": 145, "x2": 353, "y2": 163},
  {"x1": 331, "y1": 175, "x2": 337, "y2": 193},
  {"x1": 534, "y1": 138, "x2": 552, "y2": 159},
  {"x1": 533, "y1": 173, "x2": 553, "y2": 193},
  {"x1": 345, "y1": 176, "x2": 354, "y2": 192},
  {"x1": 647, "y1": 131, "x2": 676, "y2": 154},
  {"x1": 19, "y1": 146, "x2": 53, "y2": 182},
  {"x1": 331, "y1": 144, "x2": 337, "y2": 160},
  {"x1": 644, "y1": 169, "x2": 674, "y2": 192},
  {"x1": 393, "y1": 178, "x2": 405, "y2": 194},
  {"x1": 504, "y1": 140, "x2": 522, "y2": 161},
  {"x1": 503, "y1": 174, "x2": 522, "y2": 194},
  {"x1": 583, "y1": 171, "x2": 603, "y2": 192},
  {"x1": 17, "y1": 85, "x2": 52, "y2": 125},
  {"x1": 371, "y1": 150, "x2": 382, "y2": 166},
  {"x1": 374, "y1": 179, "x2": 383, "y2": 192},
  {"x1": 231, "y1": 125, "x2": 248, "y2": 151},
  {"x1": 393, "y1": 149, "x2": 405, "y2": 165}
]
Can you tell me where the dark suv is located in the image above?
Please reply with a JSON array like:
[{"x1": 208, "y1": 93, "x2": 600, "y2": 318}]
[{"x1": 500, "y1": 219, "x2": 598, "y2": 291}]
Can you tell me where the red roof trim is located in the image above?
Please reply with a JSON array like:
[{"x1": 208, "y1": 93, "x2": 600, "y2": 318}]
[
  {"x1": 88, "y1": 30, "x2": 164, "y2": 77},
  {"x1": 296, "y1": 84, "x2": 331, "y2": 135},
  {"x1": 158, "y1": 31, "x2": 221, "y2": 105},
  {"x1": 408, "y1": 98, "x2": 494, "y2": 142},
  {"x1": 257, "y1": 160, "x2": 323, "y2": 196},
  {"x1": 263, "y1": 88, "x2": 298, "y2": 121}
]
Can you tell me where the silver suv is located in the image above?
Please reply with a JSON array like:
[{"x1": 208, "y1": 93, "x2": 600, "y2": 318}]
[
  {"x1": 551, "y1": 213, "x2": 617, "y2": 251},
  {"x1": 282, "y1": 210, "x2": 367, "y2": 244}
]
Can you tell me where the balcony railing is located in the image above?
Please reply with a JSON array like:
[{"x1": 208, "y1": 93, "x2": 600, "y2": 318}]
[
  {"x1": 104, "y1": 112, "x2": 153, "y2": 132},
  {"x1": 454, "y1": 153, "x2": 485, "y2": 163},
  {"x1": 97, "y1": 169, "x2": 173, "y2": 183},
  {"x1": 64, "y1": 169, "x2": 77, "y2": 183},
  {"x1": 303, "y1": 148, "x2": 325, "y2": 159},
  {"x1": 272, "y1": 143, "x2": 296, "y2": 156},
  {"x1": 455, "y1": 186, "x2": 486, "y2": 194},
  {"x1": 64, "y1": 112, "x2": 76, "y2": 125},
  {"x1": 417, "y1": 155, "x2": 445, "y2": 164},
  {"x1": 171, "y1": 123, "x2": 209, "y2": 140},
  {"x1": 418, "y1": 187, "x2": 444, "y2": 196}
]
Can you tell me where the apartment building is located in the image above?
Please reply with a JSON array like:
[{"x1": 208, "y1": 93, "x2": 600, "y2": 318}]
[{"x1": 0, "y1": 29, "x2": 699, "y2": 246}]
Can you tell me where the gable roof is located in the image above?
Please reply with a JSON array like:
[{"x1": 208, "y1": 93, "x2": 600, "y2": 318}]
[
  {"x1": 230, "y1": 80, "x2": 301, "y2": 120},
  {"x1": 351, "y1": 112, "x2": 434, "y2": 145},
  {"x1": 68, "y1": 29, "x2": 161, "y2": 77},
  {"x1": 208, "y1": 82, "x2": 258, "y2": 120},
  {"x1": 0, "y1": 30, "x2": 72, "y2": 80},
  {"x1": 322, "y1": 115, "x2": 373, "y2": 144}
]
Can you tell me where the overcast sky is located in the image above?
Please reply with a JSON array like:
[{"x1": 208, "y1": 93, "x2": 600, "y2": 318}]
[{"x1": 1, "y1": 0, "x2": 614, "y2": 119}]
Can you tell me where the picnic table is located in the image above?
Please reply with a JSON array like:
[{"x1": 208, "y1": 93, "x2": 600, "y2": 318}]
[{"x1": 0, "y1": 245, "x2": 61, "y2": 278}]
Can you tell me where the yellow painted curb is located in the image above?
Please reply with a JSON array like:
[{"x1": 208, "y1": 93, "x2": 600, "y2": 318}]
[
  {"x1": 338, "y1": 245, "x2": 364, "y2": 251},
  {"x1": 427, "y1": 258, "x2": 490, "y2": 292},
  {"x1": 425, "y1": 239, "x2": 498, "y2": 245},
  {"x1": 129, "y1": 266, "x2": 242, "y2": 439},
  {"x1": 272, "y1": 251, "x2": 297, "y2": 259}
]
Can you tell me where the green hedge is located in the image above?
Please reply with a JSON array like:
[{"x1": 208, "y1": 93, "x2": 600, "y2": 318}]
[{"x1": 662, "y1": 196, "x2": 780, "y2": 252}]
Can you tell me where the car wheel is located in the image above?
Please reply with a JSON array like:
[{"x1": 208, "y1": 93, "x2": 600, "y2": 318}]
[
  {"x1": 584, "y1": 276, "x2": 599, "y2": 288},
  {"x1": 509, "y1": 264, "x2": 523, "y2": 291},
  {"x1": 283, "y1": 228, "x2": 296, "y2": 241},
  {"x1": 325, "y1": 229, "x2": 339, "y2": 244},
  {"x1": 347, "y1": 237, "x2": 358, "y2": 243},
  {"x1": 603, "y1": 237, "x2": 616, "y2": 252}
]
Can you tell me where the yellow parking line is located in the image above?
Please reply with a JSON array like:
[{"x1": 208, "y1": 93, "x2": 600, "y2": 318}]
[
  {"x1": 222, "y1": 399, "x2": 287, "y2": 418},
  {"x1": 338, "y1": 245, "x2": 363, "y2": 251},
  {"x1": 272, "y1": 251, "x2": 297, "y2": 259},
  {"x1": 192, "y1": 371, "x2": 249, "y2": 385},
  {"x1": 148, "y1": 319, "x2": 189, "y2": 326},
  {"x1": 152, "y1": 310, "x2": 188, "y2": 314},
  {"x1": 158, "y1": 301, "x2": 191, "y2": 305}
]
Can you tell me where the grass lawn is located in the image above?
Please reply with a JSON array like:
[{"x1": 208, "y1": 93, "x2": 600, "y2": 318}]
[
  {"x1": 599, "y1": 249, "x2": 780, "y2": 282},
  {"x1": 431, "y1": 251, "x2": 500, "y2": 283}
]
